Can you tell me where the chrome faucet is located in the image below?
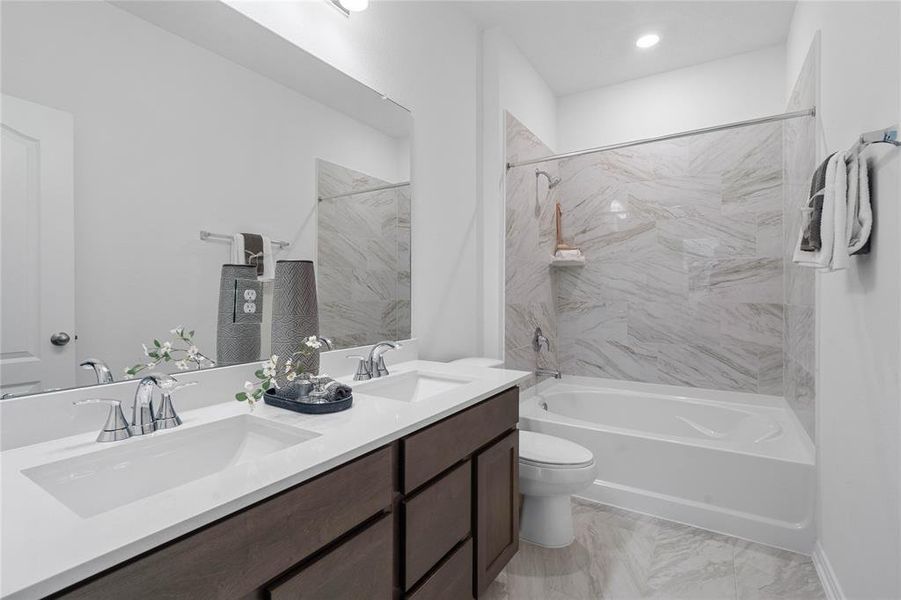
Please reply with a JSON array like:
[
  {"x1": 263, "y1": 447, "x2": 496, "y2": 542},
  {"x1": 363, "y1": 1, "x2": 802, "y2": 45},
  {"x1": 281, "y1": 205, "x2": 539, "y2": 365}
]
[
  {"x1": 533, "y1": 327, "x2": 551, "y2": 352},
  {"x1": 80, "y1": 358, "x2": 114, "y2": 384},
  {"x1": 351, "y1": 341, "x2": 401, "y2": 381},
  {"x1": 532, "y1": 327, "x2": 562, "y2": 379},
  {"x1": 536, "y1": 367, "x2": 563, "y2": 379},
  {"x1": 132, "y1": 373, "x2": 177, "y2": 435},
  {"x1": 319, "y1": 336, "x2": 334, "y2": 351},
  {"x1": 73, "y1": 399, "x2": 131, "y2": 442}
]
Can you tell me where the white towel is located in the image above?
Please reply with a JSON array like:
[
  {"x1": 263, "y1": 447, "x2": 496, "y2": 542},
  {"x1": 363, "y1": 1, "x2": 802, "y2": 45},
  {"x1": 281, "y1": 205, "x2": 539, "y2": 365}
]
[
  {"x1": 831, "y1": 152, "x2": 850, "y2": 271},
  {"x1": 260, "y1": 235, "x2": 275, "y2": 281},
  {"x1": 846, "y1": 155, "x2": 872, "y2": 255},
  {"x1": 231, "y1": 233, "x2": 245, "y2": 265},
  {"x1": 231, "y1": 233, "x2": 276, "y2": 281},
  {"x1": 793, "y1": 152, "x2": 847, "y2": 271}
]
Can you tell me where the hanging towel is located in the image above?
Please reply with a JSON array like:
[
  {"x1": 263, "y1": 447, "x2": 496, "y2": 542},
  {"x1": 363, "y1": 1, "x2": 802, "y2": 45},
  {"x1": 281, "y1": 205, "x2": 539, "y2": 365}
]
[
  {"x1": 847, "y1": 154, "x2": 873, "y2": 255},
  {"x1": 793, "y1": 152, "x2": 846, "y2": 270},
  {"x1": 799, "y1": 154, "x2": 833, "y2": 251},
  {"x1": 231, "y1": 233, "x2": 276, "y2": 281}
]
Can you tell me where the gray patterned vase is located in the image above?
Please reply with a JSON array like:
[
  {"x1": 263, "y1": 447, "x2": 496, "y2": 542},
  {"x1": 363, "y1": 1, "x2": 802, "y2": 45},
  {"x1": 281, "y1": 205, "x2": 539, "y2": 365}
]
[
  {"x1": 216, "y1": 264, "x2": 261, "y2": 365},
  {"x1": 271, "y1": 260, "x2": 320, "y2": 382}
]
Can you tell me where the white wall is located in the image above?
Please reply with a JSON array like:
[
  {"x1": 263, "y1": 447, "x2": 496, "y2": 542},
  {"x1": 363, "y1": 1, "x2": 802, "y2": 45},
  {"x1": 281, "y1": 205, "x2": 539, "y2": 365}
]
[
  {"x1": 785, "y1": 3, "x2": 901, "y2": 599},
  {"x1": 228, "y1": 0, "x2": 481, "y2": 362},
  {"x1": 557, "y1": 44, "x2": 786, "y2": 152},
  {"x1": 1, "y1": 1, "x2": 405, "y2": 384},
  {"x1": 480, "y1": 27, "x2": 558, "y2": 359}
]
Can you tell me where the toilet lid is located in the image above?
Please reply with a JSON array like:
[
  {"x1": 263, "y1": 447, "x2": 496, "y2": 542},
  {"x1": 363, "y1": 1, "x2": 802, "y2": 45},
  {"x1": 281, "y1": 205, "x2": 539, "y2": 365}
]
[{"x1": 519, "y1": 430, "x2": 594, "y2": 468}]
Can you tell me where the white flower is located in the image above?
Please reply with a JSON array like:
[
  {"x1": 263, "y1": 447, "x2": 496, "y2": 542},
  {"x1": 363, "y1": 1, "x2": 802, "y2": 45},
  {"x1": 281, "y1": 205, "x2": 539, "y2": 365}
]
[
  {"x1": 304, "y1": 336, "x2": 323, "y2": 350},
  {"x1": 186, "y1": 345, "x2": 200, "y2": 360},
  {"x1": 262, "y1": 355, "x2": 278, "y2": 379},
  {"x1": 170, "y1": 327, "x2": 183, "y2": 336},
  {"x1": 244, "y1": 381, "x2": 256, "y2": 392},
  {"x1": 286, "y1": 372, "x2": 297, "y2": 382},
  {"x1": 175, "y1": 360, "x2": 189, "y2": 371}
]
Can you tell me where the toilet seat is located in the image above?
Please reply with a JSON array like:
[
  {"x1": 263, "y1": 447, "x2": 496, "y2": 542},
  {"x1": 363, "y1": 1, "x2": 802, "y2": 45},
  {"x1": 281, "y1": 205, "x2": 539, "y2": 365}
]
[{"x1": 519, "y1": 430, "x2": 594, "y2": 469}]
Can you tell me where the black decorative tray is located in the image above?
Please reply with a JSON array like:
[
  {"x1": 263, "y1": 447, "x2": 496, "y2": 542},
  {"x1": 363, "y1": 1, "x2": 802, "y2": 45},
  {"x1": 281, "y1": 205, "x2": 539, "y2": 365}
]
[{"x1": 263, "y1": 388, "x2": 353, "y2": 414}]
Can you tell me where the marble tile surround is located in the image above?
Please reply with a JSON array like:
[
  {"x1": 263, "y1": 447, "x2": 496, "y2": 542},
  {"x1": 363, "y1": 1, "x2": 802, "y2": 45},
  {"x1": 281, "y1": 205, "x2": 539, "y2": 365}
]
[
  {"x1": 782, "y1": 41, "x2": 818, "y2": 439},
  {"x1": 484, "y1": 500, "x2": 825, "y2": 600},
  {"x1": 317, "y1": 160, "x2": 411, "y2": 349},
  {"x1": 549, "y1": 118, "x2": 787, "y2": 394},
  {"x1": 505, "y1": 113, "x2": 559, "y2": 377}
]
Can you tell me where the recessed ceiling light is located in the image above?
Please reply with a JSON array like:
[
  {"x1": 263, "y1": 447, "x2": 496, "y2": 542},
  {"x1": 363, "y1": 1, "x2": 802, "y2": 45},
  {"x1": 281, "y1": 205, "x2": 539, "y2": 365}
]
[
  {"x1": 340, "y1": 0, "x2": 369, "y2": 12},
  {"x1": 636, "y1": 33, "x2": 660, "y2": 49}
]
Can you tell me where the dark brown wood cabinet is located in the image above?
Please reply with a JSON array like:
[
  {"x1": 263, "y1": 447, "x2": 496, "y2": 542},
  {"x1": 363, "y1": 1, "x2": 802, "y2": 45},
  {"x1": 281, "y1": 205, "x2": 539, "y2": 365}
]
[
  {"x1": 53, "y1": 387, "x2": 520, "y2": 600},
  {"x1": 54, "y1": 446, "x2": 395, "y2": 600},
  {"x1": 268, "y1": 514, "x2": 394, "y2": 600},
  {"x1": 406, "y1": 539, "x2": 473, "y2": 600},
  {"x1": 404, "y1": 460, "x2": 472, "y2": 589},
  {"x1": 474, "y1": 430, "x2": 519, "y2": 596}
]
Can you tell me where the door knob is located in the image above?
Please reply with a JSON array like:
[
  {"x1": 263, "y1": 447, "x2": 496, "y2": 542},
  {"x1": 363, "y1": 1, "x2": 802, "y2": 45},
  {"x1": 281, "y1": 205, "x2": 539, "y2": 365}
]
[{"x1": 50, "y1": 332, "x2": 71, "y2": 346}]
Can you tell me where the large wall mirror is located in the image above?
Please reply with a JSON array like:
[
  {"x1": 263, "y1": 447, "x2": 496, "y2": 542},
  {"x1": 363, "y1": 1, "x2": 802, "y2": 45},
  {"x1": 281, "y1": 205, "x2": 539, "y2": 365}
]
[{"x1": 0, "y1": 1, "x2": 412, "y2": 397}]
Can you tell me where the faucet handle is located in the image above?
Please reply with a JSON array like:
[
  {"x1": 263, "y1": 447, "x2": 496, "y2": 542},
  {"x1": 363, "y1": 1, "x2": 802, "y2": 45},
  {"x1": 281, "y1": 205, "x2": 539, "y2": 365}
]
[
  {"x1": 347, "y1": 355, "x2": 371, "y2": 381},
  {"x1": 532, "y1": 327, "x2": 551, "y2": 352},
  {"x1": 154, "y1": 381, "x2": 196, "y2": 431},
  {"x1": 74, "y1": 399, "x2": 131, "y2": 443}
]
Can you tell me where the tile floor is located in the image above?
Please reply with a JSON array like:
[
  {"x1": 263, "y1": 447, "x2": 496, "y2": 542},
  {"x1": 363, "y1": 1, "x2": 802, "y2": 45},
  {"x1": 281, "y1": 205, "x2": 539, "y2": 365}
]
[{"x1": 484, "y1": 500, "x2": 825, "y2": 600}]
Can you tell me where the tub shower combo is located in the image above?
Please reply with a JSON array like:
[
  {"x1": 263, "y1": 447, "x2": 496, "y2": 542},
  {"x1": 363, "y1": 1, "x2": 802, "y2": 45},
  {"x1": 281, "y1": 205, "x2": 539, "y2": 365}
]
[{"x1": 505, "y1": 108, "x2": 819, "y2": 552}]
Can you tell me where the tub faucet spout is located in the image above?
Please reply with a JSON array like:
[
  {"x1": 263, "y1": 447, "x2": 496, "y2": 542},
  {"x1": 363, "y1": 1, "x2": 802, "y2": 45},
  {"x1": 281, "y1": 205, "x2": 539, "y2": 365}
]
[{"x1": 536, "y1": 367, "x2": 562, "y2": 379}]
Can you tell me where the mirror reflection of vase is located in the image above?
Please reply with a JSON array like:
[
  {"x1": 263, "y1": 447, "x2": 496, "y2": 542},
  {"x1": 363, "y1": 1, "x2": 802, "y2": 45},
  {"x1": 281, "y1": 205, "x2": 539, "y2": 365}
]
[
  {"x1": 216, "y1": 264, "x2": 261, "y2": 365},
  {"x1": 271, "y1": 260, "x2": 320, "y2": 384}
]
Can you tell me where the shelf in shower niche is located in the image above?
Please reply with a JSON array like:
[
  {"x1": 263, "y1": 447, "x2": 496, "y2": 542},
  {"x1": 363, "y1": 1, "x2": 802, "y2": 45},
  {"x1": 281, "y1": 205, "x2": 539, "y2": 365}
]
[{"x1": 549, "y1": 255, "x2": 586, "y2": 268}]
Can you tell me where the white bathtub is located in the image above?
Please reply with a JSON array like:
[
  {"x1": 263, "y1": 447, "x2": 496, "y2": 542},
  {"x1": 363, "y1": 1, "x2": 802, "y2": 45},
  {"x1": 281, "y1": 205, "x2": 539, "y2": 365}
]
[{"x1": 520, "y1": 375, "x2": 815, "y2": 553}]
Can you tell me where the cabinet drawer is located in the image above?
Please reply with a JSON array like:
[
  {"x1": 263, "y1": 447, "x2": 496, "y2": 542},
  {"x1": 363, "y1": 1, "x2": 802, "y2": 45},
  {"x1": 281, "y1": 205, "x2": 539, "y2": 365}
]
[
  {"x1": 406, "y1": 539, "x2": 473, "y2": 600},
  {"x1": 403, "y1": 387, "x2": 518, "y2": 492},
  {"x1": 57, "y1": 446, "x2": 394, "y2": 600},
  {"x1": 269, "y1": 514, "x2": 394, "y2": 600},
  {"x1": 404, "y1": 461, "x2": 471, "y2": 589}
]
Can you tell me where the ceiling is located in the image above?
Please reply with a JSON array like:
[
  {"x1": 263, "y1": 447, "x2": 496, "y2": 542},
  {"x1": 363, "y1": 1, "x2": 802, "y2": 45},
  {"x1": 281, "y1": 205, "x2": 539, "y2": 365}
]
[
  {"x1": 115, "y1": 1, "x2": 412, "y2": 138},
  {"x1": 455, "y1": 1, "x2": 796, "y2": 96}
]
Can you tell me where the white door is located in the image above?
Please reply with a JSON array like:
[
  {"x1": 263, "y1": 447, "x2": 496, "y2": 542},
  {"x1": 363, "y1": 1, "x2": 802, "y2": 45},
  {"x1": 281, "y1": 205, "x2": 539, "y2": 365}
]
[{"x1": 1, "y1": 95, "x2": 75, "y2": 395}]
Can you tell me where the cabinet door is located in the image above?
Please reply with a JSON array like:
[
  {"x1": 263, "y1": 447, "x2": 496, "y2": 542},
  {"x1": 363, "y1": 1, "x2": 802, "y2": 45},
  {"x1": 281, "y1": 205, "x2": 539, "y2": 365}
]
[{"x1": 474, "y1": 430, "x2": 519, "y2": 596}]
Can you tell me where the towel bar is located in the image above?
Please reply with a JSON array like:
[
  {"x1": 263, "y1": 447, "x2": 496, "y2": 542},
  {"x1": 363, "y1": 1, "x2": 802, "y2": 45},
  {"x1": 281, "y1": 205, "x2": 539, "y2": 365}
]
[
  {"x1": 848, "y1": 125, "x2": 900, "y2": 156},
  {"x1": 199, "y1": 230, "x2": 290, "y2": 248}
]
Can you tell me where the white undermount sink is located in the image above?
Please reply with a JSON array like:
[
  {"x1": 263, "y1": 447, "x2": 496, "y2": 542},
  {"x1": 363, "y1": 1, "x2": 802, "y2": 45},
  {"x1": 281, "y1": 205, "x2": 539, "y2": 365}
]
[
  {"x1": 23, "y1": 415, "x2": 319, "y2": 518},
  {"x1": 355, "y1": 371, "x2": 473, "y2": 403}
]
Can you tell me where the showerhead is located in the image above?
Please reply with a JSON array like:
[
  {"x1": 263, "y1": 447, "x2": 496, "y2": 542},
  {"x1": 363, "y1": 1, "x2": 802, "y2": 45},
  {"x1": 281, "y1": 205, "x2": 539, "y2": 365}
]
[{"x1": 535, "y1": 169, "x2": 561, "y2": 189}]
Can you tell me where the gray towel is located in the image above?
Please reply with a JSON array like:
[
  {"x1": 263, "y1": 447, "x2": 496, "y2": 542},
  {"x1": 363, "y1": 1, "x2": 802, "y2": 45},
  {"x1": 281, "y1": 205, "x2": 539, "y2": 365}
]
[
  {"x1": 240, "y1": 233, "x2": 265, "y2": 276},
  {"x1": 800, "y1": 153, "x2": 835, "y2": 252},
  {"x1": 323, "y1": 379, "x2": 353, "y2": 402}
]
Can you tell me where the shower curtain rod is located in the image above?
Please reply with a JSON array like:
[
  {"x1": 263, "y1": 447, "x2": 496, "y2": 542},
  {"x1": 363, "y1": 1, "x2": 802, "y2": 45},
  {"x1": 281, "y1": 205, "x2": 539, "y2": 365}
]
[
  {"x1": 318, "y1": 181, "x2": 410, "y2": 202},
  {"x1": 505, "y1": 107, "x2": 817, "y2": 170}
]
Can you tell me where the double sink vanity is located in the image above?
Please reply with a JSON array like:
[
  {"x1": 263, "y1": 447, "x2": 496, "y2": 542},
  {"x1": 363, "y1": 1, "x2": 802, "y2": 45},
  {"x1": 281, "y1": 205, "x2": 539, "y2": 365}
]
[{"x1": 1, "y1": 358, "x2": 530, "y2": 599}]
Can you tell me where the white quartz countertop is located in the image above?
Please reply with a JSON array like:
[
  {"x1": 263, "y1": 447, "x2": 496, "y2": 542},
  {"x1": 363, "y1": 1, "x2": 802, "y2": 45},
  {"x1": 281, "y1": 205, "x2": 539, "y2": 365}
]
[{"x1": 0, "y1": 360, "x2": 530, "y2": 599}]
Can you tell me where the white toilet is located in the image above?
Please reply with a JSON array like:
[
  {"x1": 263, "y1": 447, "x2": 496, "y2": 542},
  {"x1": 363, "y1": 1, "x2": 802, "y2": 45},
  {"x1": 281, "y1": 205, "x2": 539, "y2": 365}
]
[
  {"x1": 450, "y1": 358, "x2": 598, "y2": 547},
  {"x1": 518, "y1": 430, "x2": 597, "y2": 548}
]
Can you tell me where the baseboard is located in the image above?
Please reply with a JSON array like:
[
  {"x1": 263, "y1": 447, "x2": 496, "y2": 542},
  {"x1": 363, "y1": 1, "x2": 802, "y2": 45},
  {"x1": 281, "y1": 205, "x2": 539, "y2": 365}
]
[{"x1": 812, "y1": 541, "x2": 845, "y2": 600}]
